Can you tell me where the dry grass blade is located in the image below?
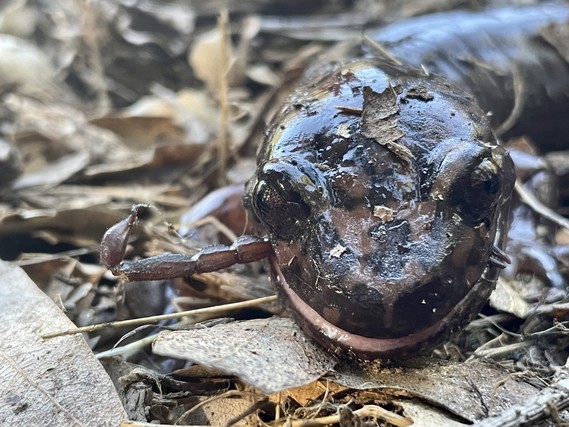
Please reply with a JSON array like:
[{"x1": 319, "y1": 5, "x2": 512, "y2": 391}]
[
  {"x1": 363, "y1": 35, "x2": 403, "y2": 66},
  {"x1": 217, "y1": 8, "x2": 230, "y2": 186},
  {"x1": 41, "y1": 295, "x2": 277, "y2": 339}
]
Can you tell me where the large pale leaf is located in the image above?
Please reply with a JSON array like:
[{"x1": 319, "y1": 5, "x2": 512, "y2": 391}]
[
  {"x1": 153, "y1": 316, "x2": 337, "y2": 393},
  {"x1": 0, "y1": 261, "x2": 126, "y2": 426}
]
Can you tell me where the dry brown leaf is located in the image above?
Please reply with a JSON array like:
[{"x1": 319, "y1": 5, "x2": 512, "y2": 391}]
[
  {"x1": 122, "y1": 88, "x2": 221, "y2": 144},
  {"x1": 0, "y1": 260, "x2": 127, "y2": 426},
  {"x1": 198, "y1": 396, "x2": 261, "y2": 426},
  {"x1": 12, "y1": 150, "x2": 90, "y2": 190},
  {"x1": 0, "y1": 0, "x2": 38, "y2": 37},
  {"x1": 189, "y1": 27, "x2": 234, "y2": 93},
  {"x1": 271, "y1": 380, "x2": 346, "y2": 407},
  {"x1": 153, "y1": 316, "x2": 337, "y2": 393},
  {"x1": 396, "y1": 400, "x2": 468, "y2": 426},
  {"x1": 0, "y1": 206, "x2": 121, "y2": 245},
  {"x1": 332, "y1": 360, "x2": 541, "y2": 423},
  {"x1": 490, "y1": 277, "x2": 533, "y2": 318},
  {"x1": 91, "y1": 116, "x2": 185, "y2": 150},
  {"x1": 83, "y1": 142, "x2": 209, "y2": 182},
  {"x1": 361, "y1": 85, "x2": 414, "y2": 167},
  {"x1": 0, "y1": 34, "x2": 56, "y2": 96}
]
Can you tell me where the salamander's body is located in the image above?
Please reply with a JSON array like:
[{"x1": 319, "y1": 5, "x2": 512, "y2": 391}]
[
  {"x1": 243, "y1": 4, "x2": 569, "y2": 358},
  {"x1": 369, "y1": 4, "x2": 569, "y2": 146}
]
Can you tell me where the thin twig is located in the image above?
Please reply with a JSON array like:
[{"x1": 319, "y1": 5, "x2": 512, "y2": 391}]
[
  {"x1": 494, "y1": 63, "x2": 524, "y2": 137},
  {"x1": 362, "y1": 35, "x2": 403, "y2": 65},
  {"x1": 42, "y1": 295, "x2": 278, "y2": 339},
  {"x1": 515, "y1": 180, "x2": 569, "y2": 231},
  {"x1": 269, "y1": 404, "x2": 413, "y2": 427},
  {"x1": 80, "y1": 0, "x2": 111, "y2": 115}
]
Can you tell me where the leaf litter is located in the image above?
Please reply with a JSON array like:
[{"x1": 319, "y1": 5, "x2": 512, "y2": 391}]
[{"x1": 1, "y1": 0, "x2": 569, "y2": 426}]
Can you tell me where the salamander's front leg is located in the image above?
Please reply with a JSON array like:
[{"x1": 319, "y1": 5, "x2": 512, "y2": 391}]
[{"x1": 100, "y1": 204, "x2": 273, "y2": 281}]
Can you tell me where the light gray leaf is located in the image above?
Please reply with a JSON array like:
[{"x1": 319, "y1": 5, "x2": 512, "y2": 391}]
[
  {"x1": 0, "y1": 261, "x2": 127, "y2": 426},
  {"x1": 153, "y1": 316, "x2": 337, "y2": 393}
]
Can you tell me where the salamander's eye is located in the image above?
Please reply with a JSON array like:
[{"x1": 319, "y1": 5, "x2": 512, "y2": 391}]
[
  {"x1": 252, "y1": 179, "x2": 311, "y2": 240},
  {"x1": 253, "y1": 181, "x2": 279, "y2": 216},
  {"x1": 429, "y1": 141, "x2": 514, "y2": 226},
  {"x1": 471, "y1": 158, "x2": 501, "y2": 195},
  {"x1": 250, "y1": 157, "x2": 329, "y2": 240},
  {"x1": 459, "y1": 157, "x2": 504, "y2": 222}
]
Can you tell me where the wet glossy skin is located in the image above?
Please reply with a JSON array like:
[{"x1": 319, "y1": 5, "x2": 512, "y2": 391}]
[
  {"x1": 244, "y1": 4, "x2": 569, "y2": 357},
  {"x1": 243, "y1": 56, "x2": 516, "y2": 357},
  {"x1": 101, "y1": 4, "x2": 569, "y2": 359}
]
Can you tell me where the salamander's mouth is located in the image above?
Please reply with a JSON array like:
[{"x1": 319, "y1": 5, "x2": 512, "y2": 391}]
[{"x1": 269, "y1": 254, "x2": 494, "y2": 359}]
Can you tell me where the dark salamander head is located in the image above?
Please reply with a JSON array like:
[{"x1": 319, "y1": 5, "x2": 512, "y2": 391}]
[{"x1": 244, "y1": 59, "x2": 515, "y2": 359}]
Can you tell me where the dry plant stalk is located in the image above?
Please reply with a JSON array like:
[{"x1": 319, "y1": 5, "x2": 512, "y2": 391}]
[
  {"x1": 217, "y1": 8, "x2": 230, "y2": 186},
  {"x1": 41, "y1": 295, "x2": 277, "y2": 338}
]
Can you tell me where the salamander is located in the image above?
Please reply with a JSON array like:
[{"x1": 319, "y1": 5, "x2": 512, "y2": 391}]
[{"x1": 101, "y1": 3, "x2": 569, "y2": 359}]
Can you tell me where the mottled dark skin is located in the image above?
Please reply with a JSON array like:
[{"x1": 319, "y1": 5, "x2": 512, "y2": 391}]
[
  {"x1": 101, "y1": 4, "x2": 569, "y2": 359},
  {"x1": 237, "y1": 3, "x2": 569, "y2": 358},
  {"x1": 243, "y1": 59, "x2": 515, "y2": 358}
]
